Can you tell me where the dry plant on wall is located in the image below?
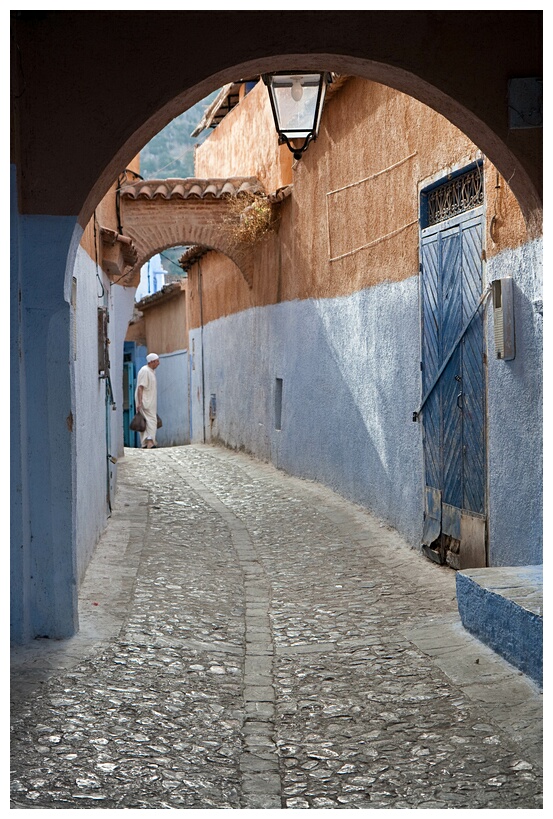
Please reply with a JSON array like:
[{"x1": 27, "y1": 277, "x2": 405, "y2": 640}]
[{"x1": 225, "y1": 191, "x2": 277, "y2": 248}]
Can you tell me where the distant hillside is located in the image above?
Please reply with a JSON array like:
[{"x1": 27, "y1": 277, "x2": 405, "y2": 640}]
[
  {"x1": 140, "y1": 91, "x2": 218, "y2": 180},
  {"x1": 140, "y1": 91, "x2": 219, "y2": 274}
]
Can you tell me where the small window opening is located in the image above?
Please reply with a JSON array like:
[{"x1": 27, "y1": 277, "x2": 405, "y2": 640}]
[{"x1": 275, "y1": 378, "x2": 283, "y2": 430}]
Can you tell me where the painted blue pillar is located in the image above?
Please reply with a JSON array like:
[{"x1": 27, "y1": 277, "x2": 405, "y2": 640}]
[{"x1": 11, "y1": 168, "x2": 80, "y2": 642}]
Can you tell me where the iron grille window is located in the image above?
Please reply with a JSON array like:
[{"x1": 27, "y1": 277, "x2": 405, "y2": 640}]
[{"x1": 424, "y1": 166, "x2": 484, "y2": 227}]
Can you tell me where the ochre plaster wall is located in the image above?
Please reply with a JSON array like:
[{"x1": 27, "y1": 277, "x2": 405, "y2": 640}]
[
  {"x1": 485, "y1": 167, "x2": 528, "y2": 254},
  {"x1": 79, "y1": 155, "x2": 141, "y2": 266},
  {"x1": 195, "y1": 81, "x2": 293, "y2": 193},
  {"x1": 141, "y1": 289, "x2": 188, "y2": 354},
  {"x1": 126, "y1": 316, "x2": 146, "y2": 346},
  {"x1": 186, "y1": 245, "x2": 280, "y2": 330},
  {"x1": 190, "y1": 77, "x2": 528, "y2": 330}
]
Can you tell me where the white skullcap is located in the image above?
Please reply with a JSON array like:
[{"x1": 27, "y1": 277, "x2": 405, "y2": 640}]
[{"x1": 146, "y1": 353, "x2": 159, "y2": 363}]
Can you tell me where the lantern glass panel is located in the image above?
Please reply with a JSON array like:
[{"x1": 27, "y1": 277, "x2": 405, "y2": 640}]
[{"x1": 271, "y1": 74, "x2": 322, "y2": 138}]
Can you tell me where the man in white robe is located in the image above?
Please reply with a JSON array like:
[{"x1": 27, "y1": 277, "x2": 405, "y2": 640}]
[{"x1": 135, "y1": 353, "x2": 160, "y2": 448}]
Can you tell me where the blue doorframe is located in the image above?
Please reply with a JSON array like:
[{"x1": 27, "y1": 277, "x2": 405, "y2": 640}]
[
  {"x1": 123, "y1": 341, "x2": 147, "y2": 447},
  {"x1": 123, "y1": 357, "x2": 136, "y2": 447}
]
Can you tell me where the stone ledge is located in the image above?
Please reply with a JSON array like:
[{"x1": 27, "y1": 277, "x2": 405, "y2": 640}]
[{"x1": 456, "y1": 566, "x2": 542, "y2": 686}]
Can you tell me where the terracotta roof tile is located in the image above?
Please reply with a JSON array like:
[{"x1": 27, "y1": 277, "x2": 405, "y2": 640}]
[
  {"x1": 136, "y1": 282, "x2": 183, "y2": 310},
  {"x1": 191, "y1": 80, "x2": 258, "y2": 137},
  {"x1": 268, "y1": 184, "x2": 293, "y2": 203},
  {"x1": 178, "y1": 245, "x2": 209, "y2": 271},
  {"x1": 120, "y1": 177, "x2": 264, "y2": 201}
]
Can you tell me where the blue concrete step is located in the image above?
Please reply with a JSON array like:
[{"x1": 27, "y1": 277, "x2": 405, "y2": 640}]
[{"x1": 456, "y1": 565, "x2": 543, "y2": 686}]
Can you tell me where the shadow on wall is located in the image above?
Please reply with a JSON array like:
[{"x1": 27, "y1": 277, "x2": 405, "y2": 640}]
[
  {"x1": 155, "y1": 350, "x2": 190, "y2": 448},
  {"x1": 194, "y1": 279, "x2": 424, "y2": 547}
]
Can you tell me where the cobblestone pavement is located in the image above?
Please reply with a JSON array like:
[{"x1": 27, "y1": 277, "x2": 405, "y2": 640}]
[{"x1": 11, "y1": 444, "x2": 543, "y2": 809}]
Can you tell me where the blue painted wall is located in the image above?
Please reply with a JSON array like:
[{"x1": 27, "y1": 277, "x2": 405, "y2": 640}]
[
  {"x1": 73, "y1": 246, "x2": 112, "y2": 583},
  {"x1": 11, "y1": 166, "x2": 26, "y2": 641},
  {"x1": 109, "y1": 284, "x2": 136, "y2": 459},
  {"x1": 190, "y1": 279, "x2": 424, "y2": 545},
  {"x1": 11, "y1": 163, "x2": 79, "y2": 641},
  {"x1": 156, "y1": 350, "x2": 190, "y2": 447},
  {"x1": 456, "y1": 566, "x2": 543, "y2": 685},
  {"x1": 485, "y1": 240, "x2": 543, "y2": 566},
  {"x1": 11, "y1": 164, "x2": 136, "y2": 642},
  {"x1": 135, "y1": 344, "x2": 148, "y2": 378},
  {"x1": 72, "y1": 246, "x2": 135, "y2": 582},
  {"x1": 188, "y1": 242, "x2": 542, "y2": 568}
]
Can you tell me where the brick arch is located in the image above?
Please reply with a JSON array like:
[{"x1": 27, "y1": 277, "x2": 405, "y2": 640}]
[{"x1": 119, "y1": 177, "x2": 266, "y2": 287}]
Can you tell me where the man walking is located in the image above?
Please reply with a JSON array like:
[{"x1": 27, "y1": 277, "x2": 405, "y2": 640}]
[{"x1": 135, "y1": 353, "x2": 160, "y2": 449}]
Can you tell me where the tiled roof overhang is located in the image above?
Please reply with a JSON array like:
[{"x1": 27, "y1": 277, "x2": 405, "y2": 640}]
[
  {"x1": 191, "y1": 80, "x2": 258, "y2": 137},
  {"x1": 178, "y1": 245, "x2": 209, "y2": 271},
  {"x1": 136, "y1": 282, "x2": 184, "y2": 311},
  {"x1": 268, "y1": 184, "x2": 293, "y2": 204},
  {"x1": 118, "y1": 177, "x2": 288, "y2": 288},
  {"x1": 120, "y1": 177, "x2": 264, "y2": 201}
]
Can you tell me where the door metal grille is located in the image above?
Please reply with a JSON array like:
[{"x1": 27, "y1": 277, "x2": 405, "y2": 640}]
[{"x1": 424, "y1": 166, "x2": 484, "y2": 227}]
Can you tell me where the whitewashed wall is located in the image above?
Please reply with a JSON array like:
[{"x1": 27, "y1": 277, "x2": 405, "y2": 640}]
[
  {"x1": 485, "y1": 239, "x2": 543, "y2": 566},
  {"x1": 190, "y1": 278, "x2": 425, "y2": 547},
  {"x1": 156, "y1": 349, "x2": 190, "y2": 447},
  {"x1": 189, "y1": 251, "x2": 543, "y2": 567},
  {"x1": 72, "y1": 246, "x2": 135, "y2": 583}
]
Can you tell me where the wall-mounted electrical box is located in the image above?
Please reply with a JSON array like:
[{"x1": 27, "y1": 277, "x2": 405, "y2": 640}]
[{"x1": 492, "y1": 277, "x2": 515, "y2": 361}]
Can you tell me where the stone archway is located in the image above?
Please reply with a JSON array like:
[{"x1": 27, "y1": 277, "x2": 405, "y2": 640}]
[
  {"x1": 11, "y1": 10, "x2": 542, "y2": 644},
  {"x1": 12, "y1": 12, "x2": 542, "y2": 234}
]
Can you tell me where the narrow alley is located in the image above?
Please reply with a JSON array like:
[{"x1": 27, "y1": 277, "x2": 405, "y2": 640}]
[{"x1": 10, "y1": 444, "x2": 542, "y2": 810}]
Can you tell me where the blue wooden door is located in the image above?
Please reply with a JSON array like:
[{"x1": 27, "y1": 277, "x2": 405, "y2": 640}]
[
  {"x1": 123, "y1": 358, "x2": 138, "y2": 447},
  {"x1": 420, "y1": 206, "x2": 486, "y2": 564}
]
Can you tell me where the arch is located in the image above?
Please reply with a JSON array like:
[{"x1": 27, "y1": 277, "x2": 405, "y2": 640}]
[
  {"x1": 10, "y1": 10, "x2": 542, "y2": 645},
  {"x1": 11, "y1": 11, "x2": 541, "y2": 236},
  {"x1": 118, "y1": 177, "x2": 267, "y2": 287}
]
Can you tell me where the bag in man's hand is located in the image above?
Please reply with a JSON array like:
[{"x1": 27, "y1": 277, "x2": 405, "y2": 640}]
[
  {"x1": 157, "y1": 415, "x2": 163, "y2": 429},
  {"x1": 130, "y1": 412, "x2": 146, "y2": 432}
]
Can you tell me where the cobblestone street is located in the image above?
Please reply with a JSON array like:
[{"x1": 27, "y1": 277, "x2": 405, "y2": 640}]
[{"x1": 11, "y1": 444, "x2": 543, "y2": 809}]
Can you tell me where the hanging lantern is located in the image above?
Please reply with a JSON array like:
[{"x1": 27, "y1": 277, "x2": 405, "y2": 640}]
[{"x1": 262, "y1": 72, "x2": 332, "y2": 160}]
